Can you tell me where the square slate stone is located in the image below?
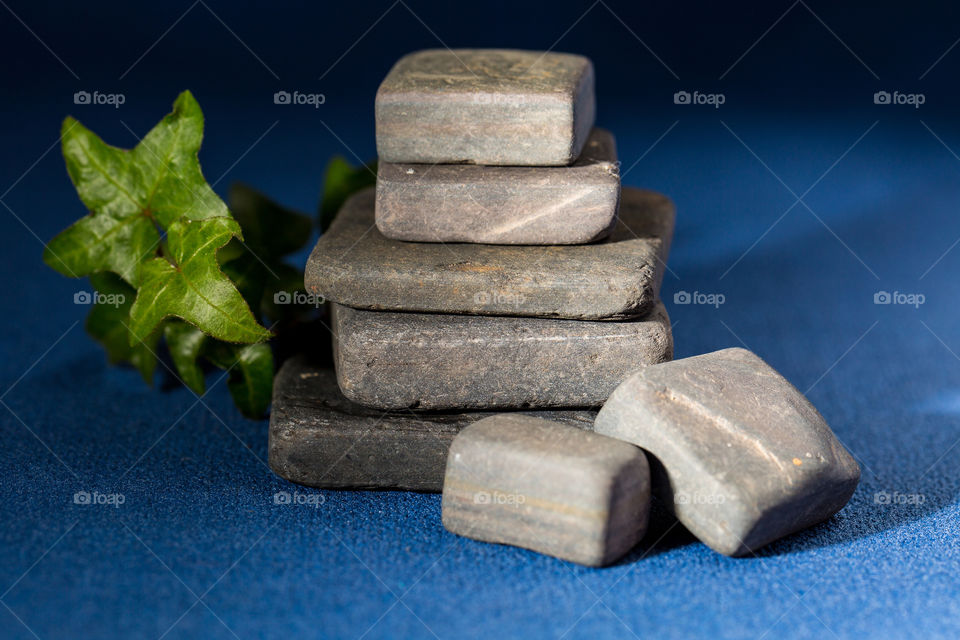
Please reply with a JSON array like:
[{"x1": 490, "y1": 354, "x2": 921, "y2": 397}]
[
  {"x1": 331, "y1": 301, "x2": 672, "y2": 411},
  {"x1": 376, "y1": 49, "x2": 595, "y2": 166},
  {"x1": 442, "y1": 414, "x2": 650, "y2": 567},
  {"x1": 269, "y1": 355, "x2": 596, "y2": 492},
  {"x1": 306, "y1": 186, "x2": 674, "y2": 320},
  {"x1": 593, "y1": 348, "x2": 861, "y2": 556},
  {"x1": 375, "y1": 128, "x2": 620, "y2": 245}
]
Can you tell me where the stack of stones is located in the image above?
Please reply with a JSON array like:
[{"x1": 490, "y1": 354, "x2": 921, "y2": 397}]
[
  {"x1": 269, "y1": 49, "x2": 860, "y2": 566},
  {"x1": 307, "y1": 49, "x2": 674, "y2": 413}
]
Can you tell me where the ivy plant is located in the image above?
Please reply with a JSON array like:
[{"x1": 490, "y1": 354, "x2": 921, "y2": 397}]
[{"x1": 43, "y1": 90, "x2": 373, "y2": 418}]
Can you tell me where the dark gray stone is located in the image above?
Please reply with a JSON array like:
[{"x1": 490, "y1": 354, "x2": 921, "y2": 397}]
[
  {"x1": 442, "y1": 414, "x2": 650, "y2": 567},
  {"x1": 375, "y1": 128, "x2": 620, "y2": 245},
  {"x1": 375, "y1": 49, "x2": 595, "y2": 166},
  {"x1": 331, "y1": 301, "x2": 672, "y2": 411},
  {"x1": 306, "y1": 187, "x2": 674, "y2": 320},
  {"x1": 593, "y1": 348, "x2": 860, "y2": 556},
  {"x1": 269, "y1": 355, "x2": 596, "y2": 492}
]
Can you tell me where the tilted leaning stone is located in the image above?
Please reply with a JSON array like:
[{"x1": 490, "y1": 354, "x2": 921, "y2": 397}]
[
  {"x1": 269, "y1": 355, "x2": 596, "y2": 492},
  {"x1": 376, "y1": 49, "x2": 595, "y2": 166},
  {"x1": 331, "y1": 302, "x2": 672, "y2": 411},
  {"x1": 593, "y1": 348, "x2": 860, "y2": 556},
  {"x1": 376, "y1": 128, "x2": 620, "y2": 245},
  {"x1": 306, "y1": 187, "x2": 674, "y2": 320},
  {"x1": 442, "y1": 414, "x2": 650, "y2": 567}
]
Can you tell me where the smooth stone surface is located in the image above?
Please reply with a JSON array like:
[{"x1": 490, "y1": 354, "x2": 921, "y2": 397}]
[
  {"x1": 331, "y1": 301, "x2": 673, "y2": 411},
  {"x1": 375, "y1": 128, "x2": 620, "y2": 245},
  {"x1": 594, "y1": 348, "x2": 861, "y2": 556},
  {"x1": 375, "y1": 49, "x2": 595, "y2": 166},
  {"x1": 442, "y1": 414, "x2": 650, "y2": 567},
  {"x1": 307, "y1": 187, "x2": 674, "y2": 320},
  {"x1": 269, "y1": 355, "x2": 596, "y2": 492}
]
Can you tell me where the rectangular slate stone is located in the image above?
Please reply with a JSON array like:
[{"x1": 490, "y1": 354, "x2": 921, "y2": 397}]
[
  {"x1": 269, "y1": 355, "x2": 596, "y2": 492},
  {"x1": 307, "y1": 186, "x2": 674, "y2": 320},
  {"x1": 376, "y1": 49, "x2": 595, "y2": 166},
  {"x1": 375, "y1": 128, "x2": 620, "y2": 245},
  {"x1": 594, "y1": 348, "x2": 860, "y2": 556},
  {"x1": 331, "y1": 301, "x2": 672, "y2": 411},
  {"x1": 442, "y1": 415, "x2": 650, "y2": 567}
]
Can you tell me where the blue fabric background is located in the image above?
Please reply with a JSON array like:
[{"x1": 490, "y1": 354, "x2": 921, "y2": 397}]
[{"x1": 2, "y1": 1, "x2": 959, "y2": 637}]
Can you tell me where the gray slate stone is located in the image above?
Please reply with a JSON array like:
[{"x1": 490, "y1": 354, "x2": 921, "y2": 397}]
[
  {"x1": 269, "y1": 355, "x2": 596, "y2": 492},
  {"x1": 307, "y1": 187, "x2": 674, "y2": 320},
  {"x1": 375, "y1": 128, "x2": 620, "y2": 245},
  {"x1": 442, "y1": 414, "x2": 650, "y2": 567},
  {"x1": 593, "y1": 348, "x2": 860, "y2": 556},
  {"x1": 376, "y1": 49, "x2": 595, "y2": 166},
  {"x1": 332, "y1": 301, "x2": 673, "y2": 411}
]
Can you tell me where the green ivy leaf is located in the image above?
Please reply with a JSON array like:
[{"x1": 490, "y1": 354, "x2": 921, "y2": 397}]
[
  {"x1": 129, "y1": 216, "x2": 272, "y2": 346},
  {"x1": 85, "y1": 272, "x2": 158, "y2": 384},
  {"x1": 318, "y1": 156, "x2": 376, "y2": 232},
  {"x1": 221, "y1": 182, "x2": 315, "y2": 322},
  {"x1": 220, "y1": 251, "x2": 270, "y2": 313},
  {"x1": 163, "y1": 322, "x2": 207, "y2": 395},
  {"x1": 44, "y1": 92, "x2": 290, "y2": 419},
  {"x1": 44, "y1": 90, "x2": 227, "y2": 286},
  {"x1": 205, "y1": 341, "x2": 274, "y2": 418},
  {"x1": 229, "y1": 183, "x2": 312, "y2": 258}
]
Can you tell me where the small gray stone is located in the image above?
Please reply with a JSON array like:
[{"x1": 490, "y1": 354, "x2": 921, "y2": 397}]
[
  {"x1": 306, "y1": 187, "x2": 674, "y2": 320},
  {"x1": 375, "y1": 128, "x2": 620, "y2": 245},
  {"x1": 331, "y1": 301, "x2": 673, "y2": 411},
  {"x1": 593, "y1": 348, "x2": 860, "y2": 556},
  {"x1": 269, "y1": 355, "x2": 596, "y2": 492},
  {"x1": 376, "y1": 49, "x2": 595, "y2": 166},
  {"x1": 442, "y1": 415, "x2": 650, "y2": 566}
]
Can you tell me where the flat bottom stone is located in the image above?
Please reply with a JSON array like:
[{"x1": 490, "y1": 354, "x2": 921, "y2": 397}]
[
  {"x1": 332, "y1": 301, "x2": 673, "y2": 411},
  {"x1": 269, "y1": 355, "x2": 596, "y2": 492}
]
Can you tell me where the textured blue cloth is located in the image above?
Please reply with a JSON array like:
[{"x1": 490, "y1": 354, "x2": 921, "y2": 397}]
[{"x1": 3, "y1": 1, "x2": 960, "y2": 638}]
